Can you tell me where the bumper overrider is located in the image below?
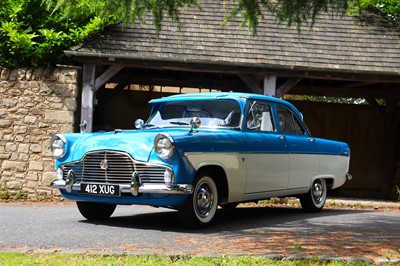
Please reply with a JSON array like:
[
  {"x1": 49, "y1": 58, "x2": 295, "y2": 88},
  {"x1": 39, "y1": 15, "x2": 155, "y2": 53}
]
[{"x1": 51, "y1": 170, "x2": 193, "y2": 196}]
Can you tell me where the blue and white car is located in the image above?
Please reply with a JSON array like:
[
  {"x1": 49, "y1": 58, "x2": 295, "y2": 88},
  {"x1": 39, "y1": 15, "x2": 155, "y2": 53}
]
[{"x1": 50, "y1": 92, "x2": 351, "y2": 228}]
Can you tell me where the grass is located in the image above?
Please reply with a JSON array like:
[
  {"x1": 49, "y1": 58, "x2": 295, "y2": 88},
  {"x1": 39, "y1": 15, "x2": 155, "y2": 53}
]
[
  {"x1": 0, "y1": 182, "x2": 10, "y2": 199},
  {"x1": 0, "y1": 253, "x2": 372, "y2": 266},
  {"x1": 288, "y1": 244, "x2": 303, "y2": 252}
]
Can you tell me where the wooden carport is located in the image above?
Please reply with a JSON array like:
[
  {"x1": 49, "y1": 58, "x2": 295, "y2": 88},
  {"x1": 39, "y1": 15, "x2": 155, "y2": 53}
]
[{"x1": 65, "y1": 0, "x2": 400, "y2": 199}]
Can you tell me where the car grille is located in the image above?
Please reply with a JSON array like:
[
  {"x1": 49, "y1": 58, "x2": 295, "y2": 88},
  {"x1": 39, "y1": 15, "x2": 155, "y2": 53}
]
[{"x1": 61, "y1": 151, "x2": 166, "y2": 184}]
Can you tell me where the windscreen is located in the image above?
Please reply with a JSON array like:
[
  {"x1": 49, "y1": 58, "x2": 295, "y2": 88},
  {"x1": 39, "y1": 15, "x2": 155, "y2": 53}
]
[{"x1": 148, "y1": 100, "x2": 242, "y2": 128}]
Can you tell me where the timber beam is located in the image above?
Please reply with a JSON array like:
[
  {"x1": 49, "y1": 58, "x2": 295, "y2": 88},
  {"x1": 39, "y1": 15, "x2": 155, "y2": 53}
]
[
  {"x1": 276, "y1": 78, "x2": 302, "y2": 97},
  {"x1": 237, "y1": 73, "x2": 263, "y2": 94}
]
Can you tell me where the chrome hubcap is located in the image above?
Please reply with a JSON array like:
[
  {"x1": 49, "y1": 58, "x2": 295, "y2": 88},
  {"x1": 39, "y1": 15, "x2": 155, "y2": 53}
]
[
  {"x1": 312, "y1": 180, "x2": 324, "y2": 204},
  {"x1": 195, "y1": 183, "x2": 214, "y2": 218}
]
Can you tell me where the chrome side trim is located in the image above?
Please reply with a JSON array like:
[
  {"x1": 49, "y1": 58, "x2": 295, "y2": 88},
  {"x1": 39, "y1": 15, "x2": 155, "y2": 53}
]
[{"x1": 50, "y1": 180, "x2": 193, "y2": 195}]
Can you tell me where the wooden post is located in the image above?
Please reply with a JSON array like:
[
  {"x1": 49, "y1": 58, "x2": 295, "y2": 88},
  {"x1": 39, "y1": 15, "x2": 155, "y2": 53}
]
[
  {"x1": 81, "y1": 63, "x2": 96, "y2": 132},
  {"x1": 263, "y1": 75, "x2": 276, "y2": 96},
  {"x1": 382, "y1": 98, "x2": 400, "y2": 198}
]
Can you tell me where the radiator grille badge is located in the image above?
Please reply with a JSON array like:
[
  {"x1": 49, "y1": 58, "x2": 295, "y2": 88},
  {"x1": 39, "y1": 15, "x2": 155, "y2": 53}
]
[{"x1": 100, "y1": 159, "x2": 109, "y2": 170}]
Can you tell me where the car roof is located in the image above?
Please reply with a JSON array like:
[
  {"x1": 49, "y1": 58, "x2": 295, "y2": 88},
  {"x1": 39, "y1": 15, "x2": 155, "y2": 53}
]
[
  {"x1": 149, "y1": 92, "x2": 303, "y2": 119},
  {"x1": 150, "y1": 92, "x2": 284, "y2": 105}
]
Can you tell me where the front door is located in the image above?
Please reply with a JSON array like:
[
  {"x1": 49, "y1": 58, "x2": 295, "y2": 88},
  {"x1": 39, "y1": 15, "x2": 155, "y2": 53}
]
[{"x1": 244, "y1": 101, "x2": 289, "y2": 194}]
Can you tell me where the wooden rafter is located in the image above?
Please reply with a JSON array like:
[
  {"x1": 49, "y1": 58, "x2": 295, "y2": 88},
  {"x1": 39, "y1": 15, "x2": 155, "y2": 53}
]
[
  {"x1": 237, "y1": 73, "x2": 263, "y2": 94},
  {"x1": 94, "y1": 64, "x2": 124, "y2": 91},
  {"x1": 276, "y1": 78, "x2": 302, "y2": 97}
]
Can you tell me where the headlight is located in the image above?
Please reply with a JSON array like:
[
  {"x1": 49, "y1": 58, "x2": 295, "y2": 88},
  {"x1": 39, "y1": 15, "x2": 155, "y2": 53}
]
[
  {"x1": 50, "y1": 134, "x2": 67, "y2": 158},
  {"x1": 154, "y1": 133, "x2": 175, "y2": 160}
]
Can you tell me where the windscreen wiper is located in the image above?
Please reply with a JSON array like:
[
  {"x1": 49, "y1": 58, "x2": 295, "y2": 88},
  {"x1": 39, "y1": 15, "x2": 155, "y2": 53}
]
[{"x1": 169, "y1": 121, "x2": 190, "y2": 125}]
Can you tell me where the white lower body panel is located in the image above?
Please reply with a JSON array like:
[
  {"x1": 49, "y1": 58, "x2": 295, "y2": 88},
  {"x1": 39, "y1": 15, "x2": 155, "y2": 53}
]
[{"x1": 185, "y1": 152, "x2": 350, "y2": 204}]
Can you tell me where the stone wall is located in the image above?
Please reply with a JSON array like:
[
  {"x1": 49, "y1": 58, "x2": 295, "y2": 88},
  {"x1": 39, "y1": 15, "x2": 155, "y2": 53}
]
[{"x1": 0, "y1": 67, "x2": 79, "y2": 199}]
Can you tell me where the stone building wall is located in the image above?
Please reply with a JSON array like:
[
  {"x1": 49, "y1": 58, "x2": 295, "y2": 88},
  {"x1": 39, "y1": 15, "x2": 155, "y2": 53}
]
[{"x1": 0, "y1": 67, "x2": 79, "y2": 199}]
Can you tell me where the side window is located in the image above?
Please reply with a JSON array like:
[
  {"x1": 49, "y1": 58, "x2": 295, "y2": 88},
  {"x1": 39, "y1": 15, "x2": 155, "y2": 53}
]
[
  {"x1": 277, "y1": 107, "x2": 305, "y2": 135},
  {"x1": 246, "y1": 101, "x2": 275, "y2": 132}
]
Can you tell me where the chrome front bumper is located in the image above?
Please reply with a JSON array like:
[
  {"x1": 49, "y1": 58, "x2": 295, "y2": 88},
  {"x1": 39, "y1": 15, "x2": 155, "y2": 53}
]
[
  {"x1": 50, "y1": 170, "x2": 193, "y2": 196},
  {"x1": 51, "y1": 180, "x2": 193, "y2": 195}
]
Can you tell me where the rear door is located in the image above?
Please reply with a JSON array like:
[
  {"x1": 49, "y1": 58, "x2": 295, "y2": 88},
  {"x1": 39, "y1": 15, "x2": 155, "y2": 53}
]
[{"x1": 275, "y1": 106, "x2": 319, "y2": 189}]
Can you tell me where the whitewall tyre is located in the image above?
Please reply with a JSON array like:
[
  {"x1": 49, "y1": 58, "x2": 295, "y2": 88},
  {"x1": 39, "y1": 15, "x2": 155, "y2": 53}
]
[
  {"x1": 179, "y1": 174, "x2": 218, "y2": 229},
  {"x1": 300, "y1": 178, "x2": 327, "y2": 212}
]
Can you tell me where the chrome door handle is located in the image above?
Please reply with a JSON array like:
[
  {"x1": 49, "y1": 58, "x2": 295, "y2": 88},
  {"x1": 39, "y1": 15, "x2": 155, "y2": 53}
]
[
  {"x1": 277, "y1": 135, "x2": 286, "y2": 141},
  {"x1": 307, "y1": 137, "x2": 316, "y2": 143}
]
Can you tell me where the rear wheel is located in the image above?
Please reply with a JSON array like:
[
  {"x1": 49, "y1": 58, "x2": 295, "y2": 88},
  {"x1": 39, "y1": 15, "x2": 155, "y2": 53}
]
[
  {"x1": 299, "y1": 178, "x2": 327, "y2": 212},
  {"x1": 76, "y1": 202, "x2": 116, "y2": 221},
  {"x1": 179, "y1": 174, "x2": 218, "y2": 229}
]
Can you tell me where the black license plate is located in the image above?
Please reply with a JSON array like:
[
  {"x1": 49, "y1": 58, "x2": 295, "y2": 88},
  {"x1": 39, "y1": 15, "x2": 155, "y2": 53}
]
[{"x1": 80, "y1": 183, "x2": 120, "y2": 196}]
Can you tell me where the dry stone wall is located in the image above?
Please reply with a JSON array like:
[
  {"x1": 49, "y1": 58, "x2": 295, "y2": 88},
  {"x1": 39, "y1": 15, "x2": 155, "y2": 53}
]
[{"x1": 0, "y1": 67, "x2": 78, "y2": 199}]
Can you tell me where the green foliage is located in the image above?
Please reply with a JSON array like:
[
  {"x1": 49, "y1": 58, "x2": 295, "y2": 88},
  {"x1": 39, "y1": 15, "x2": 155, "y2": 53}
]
[
  {"x1": 45, "y1": 0, "x2": 200, "y2": 35},
  {"x1": 0, "y1": 182, "x2": 26, "y2": 200},
  {"x1": 355, "y1": 0, "x2": 400, "y2": 21},
  {"x1": 48, "y1": 0, "x2": 351, "y2": 36},
  {"x1": 396, "y1": 185, "x2": 400, "y2": 201},
  {"x1": 222, "y1": 0, "x2": 274, "y2": 35},
  {"x1": 0, "y1": 253, "x2": 357, "y2": 265},
  {"x1": 1, "y1": 0, "x2": 399, "y2": 67},
  {"x1": 45, "y1": 0, "x2": 400, "y2": 38},
  {"x1": 0, "y1": 182, "x2": 10, "y2": 199},
  {"x1": 0, "y1": 0, "x2": 110, "y2": 68},
  {"x1": 289, "y1": 243, "x2": 303, "y2": 252},
  {"x1": 224, "y1": 0, "x2": 350, "y2": 34},
  {"x1": 284, "y1": 95, "x2": 367, "y2": 105},
  {"x1": 14, "y1": 190, "x2": 25, "y2": 200}
]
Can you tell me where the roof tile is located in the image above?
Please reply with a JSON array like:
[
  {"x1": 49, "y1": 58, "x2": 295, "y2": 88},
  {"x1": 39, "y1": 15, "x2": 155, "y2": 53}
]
[{"x1": 71, "y1": 0, "x2": 400, "y2": 75}]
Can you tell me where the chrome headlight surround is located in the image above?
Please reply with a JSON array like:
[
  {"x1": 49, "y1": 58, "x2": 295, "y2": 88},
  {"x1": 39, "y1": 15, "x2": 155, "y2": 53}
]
[
  {"x1": 50, "y1": 134, "x2": 67, "y2": 159},
  {"x1": 154, "y1": 133, "x2": 175, "y2": 160}
]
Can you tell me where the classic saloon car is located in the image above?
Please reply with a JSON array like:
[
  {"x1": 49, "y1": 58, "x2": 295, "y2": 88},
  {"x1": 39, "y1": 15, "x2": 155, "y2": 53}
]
[{"x1": 50, "y1": 92, "x2": 351, "y2": 228}]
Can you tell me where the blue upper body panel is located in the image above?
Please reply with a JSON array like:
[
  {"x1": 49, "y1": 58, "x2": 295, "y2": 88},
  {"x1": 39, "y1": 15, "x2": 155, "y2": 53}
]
[
  {"x1": 58, "y1": 128, "x2": 245, "y2": 164},
  {"x1": 57, "y1": 92, "x2": 349, "y2": 168},
  {"x1": 149, "y1": 92, "x2": 304, "y2": 121}
]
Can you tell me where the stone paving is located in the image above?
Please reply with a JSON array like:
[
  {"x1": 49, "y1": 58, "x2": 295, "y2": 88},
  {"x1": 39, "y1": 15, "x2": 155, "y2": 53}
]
[{"x1": 0, "y1": 198, "x2": 399, "y2": 264}]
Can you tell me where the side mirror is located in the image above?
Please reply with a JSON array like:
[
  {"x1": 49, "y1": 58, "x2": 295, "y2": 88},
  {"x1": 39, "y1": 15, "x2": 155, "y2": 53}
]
[
  {"x1": 134, "y1": 119, "x2": 144, "y2": 129},
  {"x1": 189, "y1": 117, "x2": 201, "y2": 132}
]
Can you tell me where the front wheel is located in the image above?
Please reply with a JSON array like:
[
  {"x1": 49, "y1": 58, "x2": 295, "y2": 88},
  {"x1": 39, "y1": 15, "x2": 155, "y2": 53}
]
[
  {"x1": 299, "y1": 178, "x2": 327, "y2": 212},
  {"x1": 179, "y1": 174, "x2": 218, "y2": 229},
  {"x1": 76, "y1": 201, "x2": 116, "y2": 221}
]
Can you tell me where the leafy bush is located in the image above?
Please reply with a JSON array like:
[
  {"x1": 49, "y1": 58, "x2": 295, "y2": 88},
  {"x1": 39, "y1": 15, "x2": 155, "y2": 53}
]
[
  {"x1": 0, "y1": 0, "x2": 110, "y2": 68},
  {"x1": 359, "y1": 0, "x2": 400, "y2": 21}
]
